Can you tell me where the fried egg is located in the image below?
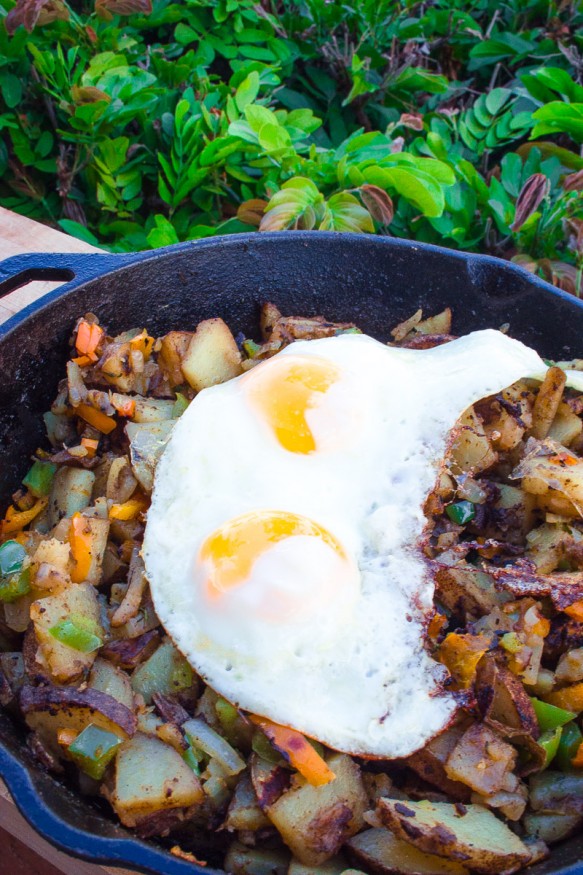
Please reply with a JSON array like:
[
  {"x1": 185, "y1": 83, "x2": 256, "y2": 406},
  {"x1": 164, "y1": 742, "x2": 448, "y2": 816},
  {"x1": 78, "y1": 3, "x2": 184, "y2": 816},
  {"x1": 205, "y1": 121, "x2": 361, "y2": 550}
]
[{"x1": 143, "y1": 329, "x2": 551, "y2": 758}]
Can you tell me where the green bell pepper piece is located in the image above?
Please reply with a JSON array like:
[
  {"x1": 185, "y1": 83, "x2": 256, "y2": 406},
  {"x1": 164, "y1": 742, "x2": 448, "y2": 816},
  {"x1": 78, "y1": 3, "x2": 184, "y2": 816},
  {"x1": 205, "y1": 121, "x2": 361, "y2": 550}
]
[
  {"x1": 0, "y1": 540, "x2": 26, "y2": 577},
  {"x1": 172, "y1": 392, "x2": 190, "y2": 418},
  {"x1": 0, "y1": 566, "x2": 30, "y2": 603},
  {"x1": 251, "y1": 729, "x2": 282, "y2": 764},
  {"x1": 68, "y1": 724, "x2": 122, "y2": 779},
  {"x1": 22, "y1": 461, "x2": 56, "y2": 497},
  {"x1": 446, "y1": 500, "x2": 476, "y2": 525},
  {"x1": 182, "y1": 743, "x2": 203, "y2": 774},
  {"x1": 242, "y1": 339, "x2": 261, "y2": 359},
  {"x1": 556, "y1": 721, "x2": 583, "y2": 771},
  {"x1": 49, "y1": 616, "x2": 102, "y2": 653},
  {"x1": 539, "y1": 726, "x2": 562, "y2": 768},
  {"x1": 531, "y1": 697, "x2": 577, "y2": 732}
]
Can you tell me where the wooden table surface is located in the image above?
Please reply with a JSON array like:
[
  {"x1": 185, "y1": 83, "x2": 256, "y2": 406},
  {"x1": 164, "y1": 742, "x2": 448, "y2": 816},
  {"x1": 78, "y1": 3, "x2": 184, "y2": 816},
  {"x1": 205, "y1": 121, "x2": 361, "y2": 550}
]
[{"x1": 0, "y1": 206, "x2": 138, "y2": 875}]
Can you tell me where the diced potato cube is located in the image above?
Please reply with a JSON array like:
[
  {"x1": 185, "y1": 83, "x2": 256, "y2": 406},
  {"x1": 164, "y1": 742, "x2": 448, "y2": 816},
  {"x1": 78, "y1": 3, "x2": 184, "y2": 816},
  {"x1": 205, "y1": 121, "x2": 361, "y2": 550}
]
[
  {"x1": 157, "y1": 331, "x2": 194, "y2": 387},
  {"x1": 30, "y1": 582, "x2": 103, "y2": 682},
  {"x1": 450, "y1": 408, "x2": 497, "y2": 474},
  {"x1": 346, "y1": 827, "x2": 469, "y2": 875},
  {"x1": 548, "y1": 402, "x2": 582, "y2": 447},
  {"x1": 181, "y1": 318, "x2": 242, "y2": 391},
  {"x1": 89, "y1": 658, "x2": 135, "y2": 710},
  {"x1": 111, "y1": 732, "x2": 203, "y2": 827},
  {"x1": 265, "y1": 753, "x2": 367, "y2": 866}
]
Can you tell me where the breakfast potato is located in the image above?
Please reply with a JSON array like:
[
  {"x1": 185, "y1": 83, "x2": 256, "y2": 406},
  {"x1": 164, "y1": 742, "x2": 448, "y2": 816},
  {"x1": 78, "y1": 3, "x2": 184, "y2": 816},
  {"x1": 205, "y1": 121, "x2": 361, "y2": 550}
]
[
  {"x1": 443, "y1": 724, "x2": 516, "y2": 796},
  {"x1": 222, "y1": 772, "x2": 270, "y2": 832},
  {"x1": 105, "y1": 456, "x2": 138, "y2": 503},
  {"x1": 376, "y1": 799, "x2": 532, "y2": 874},
  {"x1": 523, "y1": 812, "x2": 583, "y2": 844},
  {"x1": 264, "y1": 753, "x2": 368, "y2": 865},
  {"x1": 88, "y1": 658, "x2": 135, "y2": 711},
  {"x1": 511, "y1": 438, "x2": 583, "y2": 505},
  {"x1": 131, "y1": 639, "x2": 196, "y2": 705},
  {"x1": 21, "y1": 684, "x2": 137, "y2": 757},
  {"x1": 110, "y1": 732, "x2": 203, "y2": 828},
  {"x1": 406, "y1": 725, "x2": 472, "y2": 803},
  {"x1": 126, "y1": 420, "x2": 174, "y2": 493},
  {"x1": 157, "y1": 330, "x2": 194, "y2": 387},
  {"x1": 449, "y1": 408, "x2": 497, "y2": 474},
  {"x1": 224, "y1": 842, "x2": 290, "y2": 875},
  {"x1": 548, "y1": 401, "x2": 582, "y2": 446},
  {"x1": 30, "y1": 582, "x2": 103, "y2": 682},
  {"x1": 131, "y1": 397, "x2": 176, "y2": 423},
  {"x1": 251, "y1": 753, "x2": 291, "y2": 809},
  {"x1": 48, "y1": 467, "x2": 95, "y2": 524},
  {"x1": 181, "y1": 318, "x2": 243, "y2": 391},
  {"x1": 530, "y1": 367, "x2": 566, "y2": 440},
  {"x1": 346, "y1": 827, "x2": 469, "y2": 875},
  {"x1": 288, "y1": 856, "x2": 349, "y2": 875}
]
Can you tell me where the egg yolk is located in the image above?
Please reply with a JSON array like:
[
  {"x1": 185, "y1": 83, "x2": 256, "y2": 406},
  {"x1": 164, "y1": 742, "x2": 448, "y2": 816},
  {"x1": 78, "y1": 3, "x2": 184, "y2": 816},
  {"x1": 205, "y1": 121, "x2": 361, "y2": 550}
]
[
  {"x1": 244, "y1": 356, "x2": 340, "y2": 453},
  {"x1": 199, "y1": 510, "x2": 347, "y2": 602}
]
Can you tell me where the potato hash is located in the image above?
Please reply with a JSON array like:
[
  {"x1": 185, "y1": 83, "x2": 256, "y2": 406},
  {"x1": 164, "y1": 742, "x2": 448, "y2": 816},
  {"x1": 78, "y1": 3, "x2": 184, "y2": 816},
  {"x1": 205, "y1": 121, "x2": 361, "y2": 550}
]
[{"x1": 1, "y1": 305, "x2": 583, "y2": 874}]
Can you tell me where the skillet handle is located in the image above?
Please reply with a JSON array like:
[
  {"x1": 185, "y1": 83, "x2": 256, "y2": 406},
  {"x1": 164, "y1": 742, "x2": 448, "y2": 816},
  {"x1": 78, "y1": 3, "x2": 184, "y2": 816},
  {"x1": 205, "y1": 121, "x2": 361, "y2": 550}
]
[{"x1": 0, "y1": 251, "x2": 129, "y2": 297}]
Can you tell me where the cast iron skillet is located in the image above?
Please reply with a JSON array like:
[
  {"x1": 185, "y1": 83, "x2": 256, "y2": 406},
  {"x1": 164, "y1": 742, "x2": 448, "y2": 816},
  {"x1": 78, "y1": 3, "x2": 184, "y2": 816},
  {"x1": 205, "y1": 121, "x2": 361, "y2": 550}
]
[{"x1": 0, "y1": 232, "x2": 582, "y2": 875}]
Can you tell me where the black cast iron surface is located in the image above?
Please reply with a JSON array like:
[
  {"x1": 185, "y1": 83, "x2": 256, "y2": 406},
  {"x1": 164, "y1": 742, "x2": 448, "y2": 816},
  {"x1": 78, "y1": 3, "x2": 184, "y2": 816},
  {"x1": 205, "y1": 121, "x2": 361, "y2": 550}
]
[{"x1": 0, "y1": 232, "x2": 582, "y2": 874}]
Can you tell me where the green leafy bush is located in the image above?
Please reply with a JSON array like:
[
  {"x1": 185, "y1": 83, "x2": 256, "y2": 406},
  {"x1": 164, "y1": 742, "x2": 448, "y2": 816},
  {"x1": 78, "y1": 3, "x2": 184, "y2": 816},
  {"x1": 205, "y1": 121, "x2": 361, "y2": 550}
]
[{"x1": 0, "y1": 0, "x2": 582, "y2": 292}]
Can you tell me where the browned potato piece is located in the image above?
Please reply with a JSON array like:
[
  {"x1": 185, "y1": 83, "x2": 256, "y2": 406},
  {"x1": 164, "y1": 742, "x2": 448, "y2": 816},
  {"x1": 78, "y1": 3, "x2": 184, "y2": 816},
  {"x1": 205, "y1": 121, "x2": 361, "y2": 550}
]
[
  {"x1": 89, "y1": 657, "x2": 134, "y2": 710},
  {"x1": 250, "y1": 753, "x2": 291, "y2": 809},
  {"x1": 511, "y1": 438, "x2": 583, "y2": 508},
  {"x1": 223, "y1": 772, "x2": 270, "y2": 832},
  {"x1": 548, "y1": 402, "x2": 582, "y2": 447},
  {"x1": 157, "y1": 331, "x2": 194, "y2": 387},
  {"x1": 265, "y1": 753, "x2": 367, "y2": 866},
  {"x1": 131, "y1": 397, "x2": 175, "y2": 423},
  {"x1": 530, "y1": 367, "x2": 566, "y2": 440},
  {"x1": 111, "y1": 732, "x2": 203, "y2": 827},
  {"x1": 288, "y1": 856, "x2": 350, "y2": 875},
  {"x1": 444, "y1": 724, "x2": 516, "y2": 796},
  {"x1": 105, "y1": 456, "x2": 138, "y2": 504},
  {"x1": 224, "y1": 842, "x2": 289, "y2": 875},
  {"x1": 376, "y1": 799, "x2": 531, "y2": 875},
  {"x1": 21, "y1": 684, "x2": 137, "y2": 757},
  {"x1": 181, "y1": 318, "x2": 243, "y2": 391},
  {"x1": 30, "y1": 582, "x2": 103, "y2": 682},
  {"x1": 450, "y1": 408, "x2": 497, "y2": 474},
  {"x1": 415, "y1": 308, "x2": 452, "y2": 336},
  {"x1": 346, "y1": 827, "x2": 469, "y2": 875},
  {"x1": 407, "y1": 725, "x2": 471, "y2": 803},
  {"x1": 125, "y1": 420, "x2": 174, "y2": 493}
]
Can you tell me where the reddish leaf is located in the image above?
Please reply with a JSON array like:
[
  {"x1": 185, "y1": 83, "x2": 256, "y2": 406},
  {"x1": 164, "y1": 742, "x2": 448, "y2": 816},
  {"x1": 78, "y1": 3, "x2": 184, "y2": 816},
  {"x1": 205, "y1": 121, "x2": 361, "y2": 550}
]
[
  {"x1": 5, "y1": 0, "x2": 69, "y2": 34},
  {"x1": 511, "y1": 173, "x2": 550, "y2": 232},
  {"x1": 95, "y1": 0, "x2": 152, "y2": 20},
  {"x1": 399, "y1": 112, "x2": 424, "y2": 131},
  {"x1": 237, "y1": 199, "x2": 268, "y2": 227},
  {"x1": 359, "y1": 184, "x2": 394, "y2": 225},
  {"x1": 564, "y1": 169, "x2": 583, "y2": 192}
]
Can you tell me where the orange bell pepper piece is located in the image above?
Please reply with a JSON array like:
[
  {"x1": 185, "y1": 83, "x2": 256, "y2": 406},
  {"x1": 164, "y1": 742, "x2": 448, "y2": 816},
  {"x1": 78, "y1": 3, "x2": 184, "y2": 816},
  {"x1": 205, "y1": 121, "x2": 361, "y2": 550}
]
[
  {"x1": 565, "y1": 600, "x2": 583, "y2": 623},
  {"x1": 81, "y1": 437, "x2": 99, "y2": 458},
  {"x1": 0, "y1": 497, "x2": 48, "y2": 535},
  {"x1": 69, "y1": 512, "x2": 93, "y2": 583},
  {"x1": 437, "y1": 632, "x2": 491, "y2": 689},
  {"x1": 109, "y1": 497, "x2": 148, "y2": 521},
  {"x1": 75, "y1": 320, "x2": 104, "y2": 362},
  {"x1": 249, "y1": 715, "x2": 335, "y2": 786},
  {"x1": 76, "y1": 403, "x2": 116, "y2": 434},
  {"x1": 72, "y1": 355, "x2": 93, "y2": 367},
  {"x1": 545, "y1": 681, "x2": 583, "y2": 714},
  {"x1": 130, "y1": 331, "x2": 154, "y2": 361}
]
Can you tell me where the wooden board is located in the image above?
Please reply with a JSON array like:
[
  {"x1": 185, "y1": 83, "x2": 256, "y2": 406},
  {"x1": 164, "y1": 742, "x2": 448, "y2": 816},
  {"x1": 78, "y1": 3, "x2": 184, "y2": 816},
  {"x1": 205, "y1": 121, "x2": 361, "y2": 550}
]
[{"x1": 0, "y1": 208, "x2": 141, "y2": 874}]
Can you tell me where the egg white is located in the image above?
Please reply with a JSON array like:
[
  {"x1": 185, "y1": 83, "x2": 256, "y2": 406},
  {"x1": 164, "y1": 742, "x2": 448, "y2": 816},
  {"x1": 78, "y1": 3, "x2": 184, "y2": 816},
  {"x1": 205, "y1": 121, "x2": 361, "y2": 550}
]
[{"x1": 143, "y1": 329, "x2": 549, "y2": 758}]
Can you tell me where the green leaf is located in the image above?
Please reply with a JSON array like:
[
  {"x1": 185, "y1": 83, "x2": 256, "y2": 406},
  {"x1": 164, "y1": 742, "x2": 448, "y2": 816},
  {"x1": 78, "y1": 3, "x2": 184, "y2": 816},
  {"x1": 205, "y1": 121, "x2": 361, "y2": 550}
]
[
  {"x1": 146, "y1": 214, "x2": 180, "y2": 248},
  {"x1": 58, "y1": 220, "x2": 100, "y2": 246},
  {"x1": 319, "y1": 192, "x2": 374, "y2": 233},
  {"x1": 363, "y1": 166, "x2": 445, "y2": 217},
  {"x1": 235, "y1": 71, "x2": 260, "y2": 112},
  {"x1": 531, "y1": 102, "x2": 583, "y2": 144},
  {"x1": 0, "y1": 73, "x2": 22, "y2": 109},
  {"x1": 245, "y1": 103, "x2": 278, "y2": 132},
  {"x1": 394, "y1": 67, "x2": 449, "y2": 95},
  {"x1": 485, "y1": 88, "x2": 512, "y2": 116}
]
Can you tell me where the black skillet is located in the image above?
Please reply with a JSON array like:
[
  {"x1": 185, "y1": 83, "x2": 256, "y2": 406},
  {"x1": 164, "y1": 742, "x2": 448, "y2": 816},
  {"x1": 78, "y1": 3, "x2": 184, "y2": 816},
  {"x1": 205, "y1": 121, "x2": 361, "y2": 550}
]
[{"x1": 0, "y1": 232, "x2": 582, "y2": 875}]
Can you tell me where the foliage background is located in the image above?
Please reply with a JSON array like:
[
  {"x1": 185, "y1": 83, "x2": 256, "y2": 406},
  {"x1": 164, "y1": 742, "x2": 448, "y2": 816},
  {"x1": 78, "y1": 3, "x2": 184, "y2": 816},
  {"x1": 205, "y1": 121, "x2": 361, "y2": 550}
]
[{"x1": 0, "y1": 0, "x2": 582, "y2": 292}]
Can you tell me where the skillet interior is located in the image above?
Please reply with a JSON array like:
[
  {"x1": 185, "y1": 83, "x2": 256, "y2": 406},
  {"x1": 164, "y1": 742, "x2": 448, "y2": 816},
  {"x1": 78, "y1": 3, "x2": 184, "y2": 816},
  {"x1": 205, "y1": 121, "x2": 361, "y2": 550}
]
[{"x1": 0, "y1": 232, "x2": 582, "y2": 874}]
